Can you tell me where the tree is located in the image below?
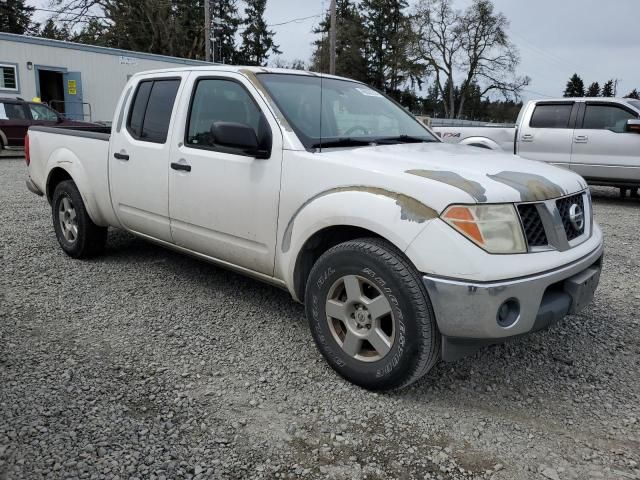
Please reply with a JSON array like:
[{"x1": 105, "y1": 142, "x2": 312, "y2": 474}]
[
  {"x1": 239, "y1": 0, "x2": 281, "y2": 66},
  {"x1": 412, "y1": 0, "x2": 528, "y2": 118},
  {"x1": 39, "y1": 19, "x2": 72, "y2": 40},
  {"x1": 311, "y1": 0, "x2": 368, "y2": 83},
  {"x1": 586, "y1": 81, "x2": 600, "y2": 97},
  {"x1": 625, "y1": 89, "x2": 640, "y2": 100},
  {"x1": 0, "y1": 0, "x2": 37, "y2": 34},
  {"x1": 563, "y1": 74, "x2": 585, "y2": 97},
  {"x1": 271, "y1": 56, "x2": 307, "y2": 70},
  {"x1": 211, "y1": 0, "x2": 241, "y2": 64},
  {"x1": 361, "y1": 0, "x2": 422, "y2": 97},
  {"x1": 54, "y1": 0, "x2": 207, "y2": 59},
  {"x1": 601, "y1": 80, "x2": 615, "y2": 97}
]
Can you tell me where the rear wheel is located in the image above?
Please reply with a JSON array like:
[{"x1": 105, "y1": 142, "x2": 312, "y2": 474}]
[
  {"x1": 305, "y1": 238, "x2": 440, "y2": 390},
  {"x1": 52, "y1": 180, "x2": 107, "y2": 258}
]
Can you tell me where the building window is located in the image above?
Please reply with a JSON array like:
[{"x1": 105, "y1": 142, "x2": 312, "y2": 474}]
[{"x1": 0, "y1": 63, "x2": 19, "y2": 92}]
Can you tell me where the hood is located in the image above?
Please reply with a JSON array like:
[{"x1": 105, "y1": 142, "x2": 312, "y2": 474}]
[{"x1": 321, "y1": 142, "x2": 587, "y2": 205}]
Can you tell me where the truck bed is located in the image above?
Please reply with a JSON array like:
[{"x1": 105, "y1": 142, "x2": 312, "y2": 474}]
[{"x1": 29, "y1": 125, "x2": 111, "y2": 141}]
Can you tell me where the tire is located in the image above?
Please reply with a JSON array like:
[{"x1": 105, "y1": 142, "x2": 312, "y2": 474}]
[
  {"x1": 305, "y1": 238, "x2": 440, "y2": 391},
  {"x1": 52, "y1": 180, "x2": 107, "y2": 258}
]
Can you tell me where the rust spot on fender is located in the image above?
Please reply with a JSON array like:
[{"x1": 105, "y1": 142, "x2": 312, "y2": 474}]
[
  {"x1": 281, "y1": 186, "x2": 438, "y2": 253},
  {"x1": 487, "y1": 171, "x2": 567, "y2": 202},
  {"x1": 406, "y1": 169, "x2": 487, "y2": 202},
  {"x1": 239, "y1": 69, "x2": 294, "y2": 132}
]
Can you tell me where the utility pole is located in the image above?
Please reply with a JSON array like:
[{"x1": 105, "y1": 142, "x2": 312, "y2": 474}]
[
  {"x1": 329, "y1": 0, "x2": 337, "y2": 75},
  {"x1": 204, "y1": 0, "x2": 212, "y2": 62}
]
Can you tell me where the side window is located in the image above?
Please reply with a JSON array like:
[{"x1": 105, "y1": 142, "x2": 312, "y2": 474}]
[
  {"x1": 186, "y1": 78, "x2": 266, "y2": 153},
  {"x1": 0, "y1": 102, "x2": 26, "y2": 120},
  {"x1": 529, "y1": 104, "x2": 573, "y2": 129},
  {"x1": 29, "y1": 104, "x2": 59, "y2": 121},
  {"x1": 127, "y1": 79, "x2": 180, "y2": 143},
  {"x1": 582, "y1": 104, "x2": 637, "y2": 133}
]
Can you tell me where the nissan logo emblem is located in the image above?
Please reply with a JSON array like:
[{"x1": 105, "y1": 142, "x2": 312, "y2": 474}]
[{"x1": 569, "y1": 204, "x2": 585, "y2": 231}]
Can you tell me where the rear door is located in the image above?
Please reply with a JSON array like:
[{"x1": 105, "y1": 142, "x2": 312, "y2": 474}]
[
  {"x1": 168, "y1": 72, "x2": 283, "y2": 275},
  {"x1": 570, "y1": 102, "x2": 640, "y2": 183},
  {"x1": 517, "y1": 101, "x2": 577, "y2": 167},
  {"x1": 0, "y1": 101, "x2": 30, "y2": 147},
  {"x1": 109, "y1": 74, "x2": 186, "y2": 242}
]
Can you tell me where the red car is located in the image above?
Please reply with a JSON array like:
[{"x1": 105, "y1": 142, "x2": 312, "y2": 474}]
[{"x1": 0, "y1": 97, "x2": 98, "y2": 151}]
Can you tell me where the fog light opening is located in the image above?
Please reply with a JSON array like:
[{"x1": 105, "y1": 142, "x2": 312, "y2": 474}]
[{"x1": 497, "y1": 298, "x2": 520, "y2": 327}]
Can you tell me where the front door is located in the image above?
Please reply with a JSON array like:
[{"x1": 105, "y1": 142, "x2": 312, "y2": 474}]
[
  {"x1": 517, "y1": 102, "x2": 576, "y2": 168},
  {"x1": 570, "y1": 102, "x2": 640, "y2": 183},
  {"x1": 109, "y1": 75, "x2": 185, "y2": 242},
  {"x1": 168, "y1": 73, "x2": 283, "y2": 276}
]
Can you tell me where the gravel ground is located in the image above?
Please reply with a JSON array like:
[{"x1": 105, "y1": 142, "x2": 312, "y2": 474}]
[{"x1": 1, "y1": 157, "x2": 639, "y2": 480}]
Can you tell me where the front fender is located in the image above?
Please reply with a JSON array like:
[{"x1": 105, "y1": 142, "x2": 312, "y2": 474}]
[
  {"x1": 45, "y1": 148, "x2": 109, "y2": 227},
  {"x1": 276, "y1": 189, "x2": 439, "y2": 298}
]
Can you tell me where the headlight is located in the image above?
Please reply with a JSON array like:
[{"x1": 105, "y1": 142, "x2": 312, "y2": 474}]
[{"x1": 442, "y1": 204, "x2": 526, "y2": 254}]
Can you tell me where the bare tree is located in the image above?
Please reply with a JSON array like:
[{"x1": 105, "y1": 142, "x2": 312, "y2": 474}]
[{"x1": 412, "y1": 0, "x2": 529, "y2": 118}]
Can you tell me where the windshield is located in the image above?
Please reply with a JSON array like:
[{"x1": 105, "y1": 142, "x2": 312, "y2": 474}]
[
  {"x1": 256, "y1": 73, "x2": 437, "y2": 149},
  {"x1": 628, "y1": 100, "x2": 640, "y2": 112}
]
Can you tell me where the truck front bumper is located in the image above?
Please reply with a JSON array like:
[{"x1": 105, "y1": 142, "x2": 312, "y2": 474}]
[{"x1": 422, "y1": 242, "x2": 604, "y2": 361}]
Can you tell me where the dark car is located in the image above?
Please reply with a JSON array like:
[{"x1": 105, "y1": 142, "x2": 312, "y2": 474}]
[{"x1": 0, "y1": 97, "x2": 98, "y2": 151}]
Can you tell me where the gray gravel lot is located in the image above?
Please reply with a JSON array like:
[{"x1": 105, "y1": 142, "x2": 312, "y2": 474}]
[{"x1": 1, "y1": 157, "x2": 639, "y2": 480}]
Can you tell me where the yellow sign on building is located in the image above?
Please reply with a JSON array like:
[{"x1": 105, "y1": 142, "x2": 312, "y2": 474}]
[{"x1": 67, "y1": 80, "x2": 77, "y2": 95}]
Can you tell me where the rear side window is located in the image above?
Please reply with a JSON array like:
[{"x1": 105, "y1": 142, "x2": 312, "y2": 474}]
[
  {"x1": 582, "y1": 104, "x2": 637, "y2": 133},
  {"x1": 127, "y1": 79, "x2": 180, "y2": 143},
  {"x1": 0, "y1": 102, "x2": 27, "y2": 120},
  {"x1": 529, "y1": 104, "x2": 573, "y2": 129}
]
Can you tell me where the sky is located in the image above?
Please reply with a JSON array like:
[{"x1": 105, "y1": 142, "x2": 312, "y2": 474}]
[{"x1": 30, "y1": 0, "x2": 640, "y2": 101}]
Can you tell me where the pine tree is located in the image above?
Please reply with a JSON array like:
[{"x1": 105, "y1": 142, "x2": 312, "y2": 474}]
[
  {"x1": 211, "y1": 0, "x2": 241, "y2": 64},
  {"x1": 311, "y1": 0, "x2": 368, "y2": 82},
  {"x1": 39, "y1": 19, "x2": 72, "y2": 40},
  {"x1": 586, "y1": 82, "x2": 600, "y2": 97},
  {"x1": 563, "y1": 74, "x2": 585, "y2": 98},
  {"x1": 625, "y1": 89, "x2": 640, "y2": 100},
  {"x1": 361, "y1": 0, "x2": 421, "y2": 96},
  {"x1": 0, "y1": 0, "x2": 37, "y2": 34},
  {"x1": 601, "y1": 80, "x2": 615, "y2": 97},
  {"x1": 239, "y1": 0, "x2": 281, "y2": 66}
]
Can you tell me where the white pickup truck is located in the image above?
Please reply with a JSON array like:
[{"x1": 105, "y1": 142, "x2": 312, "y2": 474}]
[
  {"x1": 25, "y1": 67, "x2": 604, "y2": 390},
  {"x1": 433, "y1": 98, "x2": 640, "y2": 195}
]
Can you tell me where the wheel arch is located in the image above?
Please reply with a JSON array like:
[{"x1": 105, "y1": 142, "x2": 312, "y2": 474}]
[{"x1": 460, "y1": 136, "x2": 501, "y2": 150}]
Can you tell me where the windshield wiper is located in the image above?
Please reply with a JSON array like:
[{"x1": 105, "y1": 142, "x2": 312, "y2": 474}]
[
  {"x1": 310, "y1": 137, "x2": 376, "y2": 149},
  {"x1": 372, "y1": 135, "x2": 433, "y2": 145}
]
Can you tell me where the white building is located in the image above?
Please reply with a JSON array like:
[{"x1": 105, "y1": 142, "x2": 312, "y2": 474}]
[{"x1": 0, "y1": 33, "x2": 210, "y2": 122}]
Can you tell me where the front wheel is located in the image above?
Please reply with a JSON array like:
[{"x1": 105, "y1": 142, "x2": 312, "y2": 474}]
[
  {"x1": 52, "y1": 180, "x2": 107, "y2": 258},
  {"x1": 305, "y1": 238, "x2": 440, "y2": 390}
]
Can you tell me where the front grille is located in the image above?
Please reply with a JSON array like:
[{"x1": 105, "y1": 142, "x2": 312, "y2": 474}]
[
  {"x1": 517, "y1": 204, "x2": 548, "y2": 247},
  {"x1": 556, "y1": 193, "x2": 585, "y2": 241}
]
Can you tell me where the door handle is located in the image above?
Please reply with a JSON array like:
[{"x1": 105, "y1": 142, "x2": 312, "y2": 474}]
[
  {"x1": 114, "y1": 152, "x2": 129, "y2": 161},
  {"x1": 521, "y1": 134, "x2": 534, "y2": 142},
  {"x1": 575, "y1": 135, "x2": 589, "y2": 143},
  {"x1": 171, "y1": 162, "x2": 191, "y2": 172}
]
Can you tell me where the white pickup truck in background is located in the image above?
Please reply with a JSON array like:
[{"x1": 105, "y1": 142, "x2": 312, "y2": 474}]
[
  {"x1": 432, "y1": 98, "x2": 640, "y2": 194},
  {"x1": 25, "y1": 67, "x2": 604, "y2": 390}
]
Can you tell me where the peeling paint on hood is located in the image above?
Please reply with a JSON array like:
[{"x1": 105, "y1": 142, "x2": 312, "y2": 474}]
[
  {"x1": 281, "y1": 186, "x2": 438, "y2": 253},
  {"x1": 406, "y1": 169, "x2": 488, "y2": 202},
  {"x1": 487, "y1": 171, "x2": 568, "y2": 202}
]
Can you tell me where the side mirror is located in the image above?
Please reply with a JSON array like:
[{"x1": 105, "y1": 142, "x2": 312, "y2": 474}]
[
  {"x1": 211, "y1": 121, "x2": 270, "y2": 159},
  {"x1": 626, "y1": 119, "x2": 640, "y2": 134},
  {"x1": 56, "y1": 115, "x2": 64, "y2": 124}
]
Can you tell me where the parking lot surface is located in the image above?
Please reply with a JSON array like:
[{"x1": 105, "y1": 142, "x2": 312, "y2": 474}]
[{"x1": 1, "y1": 157, "x2": 639, "y2": 480}]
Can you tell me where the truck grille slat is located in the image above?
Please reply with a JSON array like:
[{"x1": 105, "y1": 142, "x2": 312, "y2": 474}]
[{"x1": 517, "y1": 204, "x2": 548, "y2": 247}]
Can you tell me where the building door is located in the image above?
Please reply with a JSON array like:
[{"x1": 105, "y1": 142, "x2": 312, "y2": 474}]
[
  {"x1": 63, "y1": 72, "x2": 84, "y2": 120},
  {"x1": 36, "y1": 67, "x2": 65, "y2": 115}
]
